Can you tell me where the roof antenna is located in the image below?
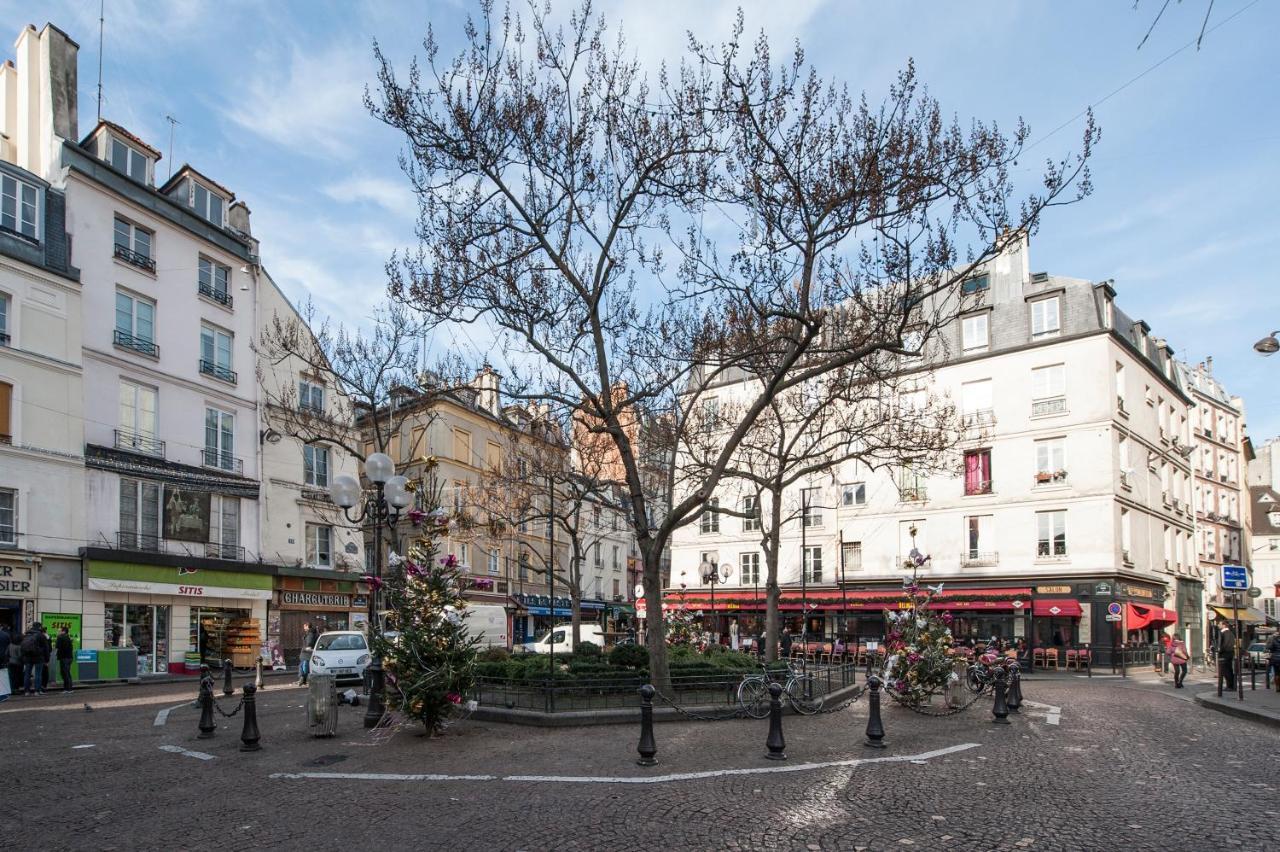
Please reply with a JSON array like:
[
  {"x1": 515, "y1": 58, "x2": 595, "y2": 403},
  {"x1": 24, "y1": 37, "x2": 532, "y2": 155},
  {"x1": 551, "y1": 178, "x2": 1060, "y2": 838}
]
[
  {"x1": 165, "y1": 114, "x2": 180, "y2": 180},
  {"x1": 96, "y1": 0, "x2": 105, "y2": 122}
]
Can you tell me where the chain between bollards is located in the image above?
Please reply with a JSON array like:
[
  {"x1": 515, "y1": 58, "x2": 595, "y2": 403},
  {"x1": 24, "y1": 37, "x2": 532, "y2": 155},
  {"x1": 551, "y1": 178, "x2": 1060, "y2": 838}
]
[
  {"x1": 197, "y1": 667, "x2": 216, "y2": 739},
  {"x1": 864, "y1": 675, "x2": 886, "y2": 749},
  {"x1": 636, "y1": 684, "x2": 657, "y2": 767},
  {"x1": 222, "y1": 658, "x2": 234, "y2": 697},
  {"x1": 239, "y1": 682, "x2": 261, "y2": 752},
  {"x1": 991, "y1": 667, "x2": 1011, "y2": 724},
  {"x1": 764, "y1": 682, "x2": 786, "y2": 761}
]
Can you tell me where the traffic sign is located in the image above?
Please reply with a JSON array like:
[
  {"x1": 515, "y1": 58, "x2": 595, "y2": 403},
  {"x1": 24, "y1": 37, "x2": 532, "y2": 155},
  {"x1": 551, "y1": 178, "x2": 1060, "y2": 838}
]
[
  {"x1": 1105, "y1": 613, "x2": 1122, "y2": 622},
  {"x1": 1107, "y1": 602, "x2": 1122, "y2": 617},
  {"x1": 1222, "y1": 564, "x2": 1248, "y2": 591}
]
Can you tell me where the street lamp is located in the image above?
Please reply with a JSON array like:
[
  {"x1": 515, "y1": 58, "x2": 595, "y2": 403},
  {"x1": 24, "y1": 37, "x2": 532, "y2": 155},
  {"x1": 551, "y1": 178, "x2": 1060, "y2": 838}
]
[
  {"x1": 1254, "y1": 331, "x2": 1279, "y2": 355},
  {"x1": 329, "y1": 452, "x2": 412, "y2": 728}
]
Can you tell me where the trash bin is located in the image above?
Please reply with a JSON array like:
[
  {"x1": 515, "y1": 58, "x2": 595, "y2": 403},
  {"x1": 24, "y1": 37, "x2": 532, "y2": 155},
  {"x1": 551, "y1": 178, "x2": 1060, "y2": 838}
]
[{"x1": 307, "y1": 674, "x2": 338, "y2": 737}]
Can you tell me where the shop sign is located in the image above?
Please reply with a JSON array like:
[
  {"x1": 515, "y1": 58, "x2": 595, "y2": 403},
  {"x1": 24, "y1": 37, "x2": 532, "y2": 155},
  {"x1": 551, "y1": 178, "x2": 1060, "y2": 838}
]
[
  {"x1": 0, "y1": 565, "x2": 34, "y2": 596},
  {"x1": 1094, "y1": 582, "x2": 1112, "y2": 596},
  {"x1": 1011, "y1": 599, "x2": 1025, "y2": 609},
  {"x1": 1036, "y1": 585, "x2": 1072, "y2": 595},
  {"x1": 281, "y1": 591, "x2": 353, "y2": 608},
  {"x1": 86, "y1": 576, "x2": 272, "y2": 600},
  {"x1": 1122, "y1": 585, "x2": 1155, "y2": 599}
]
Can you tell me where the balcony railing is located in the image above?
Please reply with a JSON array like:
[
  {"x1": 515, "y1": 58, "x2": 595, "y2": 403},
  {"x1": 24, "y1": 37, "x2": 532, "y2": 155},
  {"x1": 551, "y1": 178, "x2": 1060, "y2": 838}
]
[
  {"x1": 117, "y1": 531, "x2": 162, "y2": 552},
  {"x1": 1031, "y1": 396, "x2": 1067, "y2": 417},
  {"x1": 198, "y1": 281, "x2": 233, "y2": 308},
  {"x1": 1116, "y1": 395, "x2": 1127, "y2": 413},
  {"x1": 113, "y1": 242, "x2": 156, "y2": 272},
  {"x1": 202, "y1": 447, "x2": 244, "y2": 474},
  {"x1": 199, "y1": 359, "x2": 237, "y2": 384},
  {"x1": 114, "y1": 329, "x2": 159, "y2": 358},
  {"x1": 961, "y1": 551, "x2": 999, "y2": 567},
  {"x1": 205, "y1": 541, "x2": 246, "y2": 561},
  {"x1": 114, "y1": 428, "x2": 165, "y2": 458},
  {"x1": 0, "y1": 331, "x2": 9, "y2": 346},
  {"x1": 1034, "y1": 470, "x2": 1068, "y2": 486},
  {"x1": 898, "y1": 486, "x2": 927, "y2": 502},
  {"x1": 1119, "y1": 470, "x2": 1132, "y2": 488},
  {"x1": 963, "y1": 409, "x2": 995, "y2": 428},
  {"x1": 0, "y1": 433, "x2": 11, "y2": 445},
  {"x1": 964, "y1": 480, "x2": 993, "y2": 496}
]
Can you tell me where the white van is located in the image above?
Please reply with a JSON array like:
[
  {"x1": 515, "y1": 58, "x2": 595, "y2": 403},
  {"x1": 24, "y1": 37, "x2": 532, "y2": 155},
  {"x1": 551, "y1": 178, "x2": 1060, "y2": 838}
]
[
  {"x1": 523, "y1": 623, "x2": 604, "y2": 654},
  {"x1": 466, "y1": 604, "x2": 510, "y2": 649}
]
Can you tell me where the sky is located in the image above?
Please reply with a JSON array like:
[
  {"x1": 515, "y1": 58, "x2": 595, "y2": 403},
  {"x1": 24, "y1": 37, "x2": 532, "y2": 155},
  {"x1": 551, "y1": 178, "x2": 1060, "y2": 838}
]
[{"x1": 4, "y1": 0, "x2": 1278, "y2": 439}]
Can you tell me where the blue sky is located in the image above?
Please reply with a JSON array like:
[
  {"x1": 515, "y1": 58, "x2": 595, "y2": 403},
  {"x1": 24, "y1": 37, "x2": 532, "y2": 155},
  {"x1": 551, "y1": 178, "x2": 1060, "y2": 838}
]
[{"x1": 5, "y1": 1, "x2": 1278, "y2": 438}]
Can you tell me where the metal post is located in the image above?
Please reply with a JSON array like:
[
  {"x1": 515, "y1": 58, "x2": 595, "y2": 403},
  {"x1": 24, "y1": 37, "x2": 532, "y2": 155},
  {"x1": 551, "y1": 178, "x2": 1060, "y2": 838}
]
[
  {"x1": 1235, "y1": 594, "x2": 1244, "y2": 702},
  {"x1": 636, "y1": 684, "x2": 657, "y2": 766},
  {"x1": 1217, "y1": 653, "x2": 1224, "y2": 698},
  {"x1": 991, "y1": 668, "x2": 1010, "y2": 724},
  {"x1": 548, "y1": 474, "x2": 555, "y2": 699},
  {"x1": 255, "y1": 658, "x2": 263, "y2": 691},
  {"x1": 1121, "y1": 642, "x2": 1127, "y2": 679},
  {"x1": 197, "y1": 670, "x2": 215, "y2": 739},
  {"x1": 864, "y1": 675, "x2": 886, "y2": 749},
  {"x1": 765, "y1": 682, "x2": 786, "y2": 760},
  {"x1": 239, "y1": 682, "x2": 261, "y2": 752},
  {"x1": 1085, "y1": 642, "x2": 1092, "y2": 678},
  {"x1": 1006, "y1": 665, "x2": 1022, "y2": 713},
  {"x1": 800, "y1": 489, "x2": 807, "y2": 649},
  {"x1": 364, "y1": 483, "x2": 386, "y2": 729}
]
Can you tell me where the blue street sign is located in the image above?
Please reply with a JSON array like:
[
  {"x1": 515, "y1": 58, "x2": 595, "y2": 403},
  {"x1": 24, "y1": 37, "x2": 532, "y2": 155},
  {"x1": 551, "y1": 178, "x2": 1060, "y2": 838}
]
[{"x1": 1221, "y1": 564, "x2": 1248, "y2": 591}]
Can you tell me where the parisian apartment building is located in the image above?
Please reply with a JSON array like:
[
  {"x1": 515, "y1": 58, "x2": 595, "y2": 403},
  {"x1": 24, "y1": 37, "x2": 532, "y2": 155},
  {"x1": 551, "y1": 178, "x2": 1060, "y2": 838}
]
[{"x1": 670, "y1": 232, "x2": 1213, "y2": 662}]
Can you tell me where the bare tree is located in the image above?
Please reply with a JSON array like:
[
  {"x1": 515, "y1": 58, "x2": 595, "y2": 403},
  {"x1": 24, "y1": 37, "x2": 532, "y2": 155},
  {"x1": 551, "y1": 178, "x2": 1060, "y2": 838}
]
[{"x1": 368, "y1": 1, "x2": 1095, "y2": 688}]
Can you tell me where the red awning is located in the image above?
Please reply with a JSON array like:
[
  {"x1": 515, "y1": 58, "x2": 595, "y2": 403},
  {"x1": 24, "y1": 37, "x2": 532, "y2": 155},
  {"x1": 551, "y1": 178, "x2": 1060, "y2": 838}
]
[
  {"x1": 1032, "y1": 598, "x2": 1083, "y2": 618},
  {"x1": 649, "y1": 587, "x2": 1032, "y2": 612},
  {"x1": 1126, "y1": 603, "x2": 1177, "y2": 629}
]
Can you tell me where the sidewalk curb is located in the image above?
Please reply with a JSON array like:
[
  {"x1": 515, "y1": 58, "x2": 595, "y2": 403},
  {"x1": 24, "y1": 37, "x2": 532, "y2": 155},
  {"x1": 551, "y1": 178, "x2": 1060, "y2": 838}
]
[{"x1": 1193, "y1": 692, "x2": 1280, "y2": 729}]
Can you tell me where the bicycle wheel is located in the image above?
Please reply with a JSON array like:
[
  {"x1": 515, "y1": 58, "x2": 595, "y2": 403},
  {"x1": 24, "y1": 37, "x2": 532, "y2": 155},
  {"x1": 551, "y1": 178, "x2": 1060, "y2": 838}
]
[
  {"x1": 964, "y1": 667, "x2": 983, "y2": 694},
  {"x1": 738, "y1": 678, "x2": 771, "y2": 719},
  {"x1": 787, "y1": 675, "x2": 824, "y2": 715}
]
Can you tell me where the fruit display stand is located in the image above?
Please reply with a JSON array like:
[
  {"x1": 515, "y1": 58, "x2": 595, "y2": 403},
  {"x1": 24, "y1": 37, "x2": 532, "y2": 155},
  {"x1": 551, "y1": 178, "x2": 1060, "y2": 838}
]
[{"x1": 227, "y1": 617, "x2": 262, "y2": 669}]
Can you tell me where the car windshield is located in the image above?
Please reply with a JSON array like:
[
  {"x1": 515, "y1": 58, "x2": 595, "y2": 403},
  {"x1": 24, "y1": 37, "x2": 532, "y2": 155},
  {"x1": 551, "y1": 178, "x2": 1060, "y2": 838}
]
[{"x1": 316, "y1": 634, "x2": 367, "y2": 651}]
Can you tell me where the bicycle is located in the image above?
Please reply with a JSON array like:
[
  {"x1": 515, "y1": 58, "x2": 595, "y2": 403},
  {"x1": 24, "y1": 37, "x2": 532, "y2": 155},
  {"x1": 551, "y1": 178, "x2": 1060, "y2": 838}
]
[{"x1": 737, "y1": 661, "x2": 824, "y2": 717}]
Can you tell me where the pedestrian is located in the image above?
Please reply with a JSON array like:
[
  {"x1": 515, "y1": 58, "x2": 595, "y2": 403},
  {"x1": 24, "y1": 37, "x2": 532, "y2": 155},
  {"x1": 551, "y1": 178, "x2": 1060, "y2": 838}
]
[
  {"x1": 1266, "y1": 632, "x2": 1280, "y2": 692},
  {"x1": 55, "y1": 626, "x2": 74, "y2": 694},
  {"x1": 38, "y1": 624, "x2": 52, "y2": 692},
  {"x1": 0, "y1": 623, "x2": 10, "y2": 666},
  {"x1": 1169, "y1": 634, "x2": 1190, "y2": 689},
  {"x1": 1216, "y1": 618, "x2": 1237, "y2": 691},
  {"x1": 780, "y1": 629, "x2": 793, "y2": 659},
  {"x1": 7, "y1": 629, "x2": 22, "y2": 698},
  {"x1": 20, "y1": 626, "x2": 45, "y2": 696},
  {"x1": 297, "y1": 621, "x2": 319, "y2": 686}
]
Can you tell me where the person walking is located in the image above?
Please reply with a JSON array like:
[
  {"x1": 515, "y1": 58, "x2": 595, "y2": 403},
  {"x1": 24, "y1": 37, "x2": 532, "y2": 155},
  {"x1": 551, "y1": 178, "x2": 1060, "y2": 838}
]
[
  {"x1": 7, "y1": 629, "x2": 22, "y2": 698},
  {"x1": 1216, "y1": 618, "x2": 1237, "y2": 692},
  {"x1": 55, "y1": 627, "x2": 74, "y2": 694},
  {"x1": 1266, "y1": 632, "x2": 1280, "y2": 692},
  {"x1": 780, "y1": 628, "x2": 793, "y2": 660},
  {"x1": 297, "y1": 622, "x2": 319, "y2": 686},
  {"x1": 38, "y1": 625, "x2": 52, "y2": 692},
  {"x1": 1169, "y1": 634, "x2": 1190, "y2": 689},
  {"x1": 20, "y1": 626, "x2": 45, "y2": 696}
]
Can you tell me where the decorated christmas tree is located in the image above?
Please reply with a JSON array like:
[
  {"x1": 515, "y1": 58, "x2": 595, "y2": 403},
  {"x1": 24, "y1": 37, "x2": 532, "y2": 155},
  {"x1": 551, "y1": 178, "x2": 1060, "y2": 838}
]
[
  {"x1": 881, "y1": 537, "x2": 959, "y2": 704},
  {"x1": 370, "y1": 462, "x2": 479, "y2": 735}
]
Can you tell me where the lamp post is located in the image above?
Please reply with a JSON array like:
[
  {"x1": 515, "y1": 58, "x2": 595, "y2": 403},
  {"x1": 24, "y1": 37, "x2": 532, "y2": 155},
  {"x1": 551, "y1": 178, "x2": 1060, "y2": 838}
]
[
  {"x1": 700, "y1": 559, "x2": 720, "y2": 641},
  {"x1": 1253, "y1": 330, "x2": 1278, "y2": 355},
  {"x1": 328, "y1": 452, "x2": 412, "y2": 728}
]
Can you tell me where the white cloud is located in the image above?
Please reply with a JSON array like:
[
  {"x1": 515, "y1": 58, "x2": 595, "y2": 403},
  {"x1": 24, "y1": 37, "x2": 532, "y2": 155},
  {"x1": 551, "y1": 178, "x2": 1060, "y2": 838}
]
[{"x1": 323, "y1": 175, "x2": 418, "y2": 220}]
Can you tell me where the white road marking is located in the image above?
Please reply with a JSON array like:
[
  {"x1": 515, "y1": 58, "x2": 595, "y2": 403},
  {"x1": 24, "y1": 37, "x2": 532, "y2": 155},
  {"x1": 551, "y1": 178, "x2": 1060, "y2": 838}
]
[
  {"x1": 159, "y1": 744, "x2": 215, "y2": 761},
  {"x1": 153, "y1": 701, "x2": 192, "y2": 727},
  {"x1": 1023, "y1": 700, "x2": 1062, "y2": 725},
  {"x1": 270, "y1": 743, "x2": 982, "y2": 785},
  {"x1": 71, "y1": 744, "x2": 96, "y2": 749}
]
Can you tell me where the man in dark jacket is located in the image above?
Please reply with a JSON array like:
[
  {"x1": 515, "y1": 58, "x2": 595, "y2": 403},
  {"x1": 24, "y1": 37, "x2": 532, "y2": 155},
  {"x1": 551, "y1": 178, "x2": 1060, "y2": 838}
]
[
  {"x1": 55, "y1": 627, "x2": 74, "y2": 693},
  {"x1": 1217, "y1": 619, "x2": 1237, "y2": 691},
  {"x1": 20, "y1": 627, "x2": 45, "y2": 696},
  {"x1": 0, "y1": 624, "x2": 10, "y2": 669},
  {"x1": 297, "y1": 622, "x2": 319, "y2": 686}
]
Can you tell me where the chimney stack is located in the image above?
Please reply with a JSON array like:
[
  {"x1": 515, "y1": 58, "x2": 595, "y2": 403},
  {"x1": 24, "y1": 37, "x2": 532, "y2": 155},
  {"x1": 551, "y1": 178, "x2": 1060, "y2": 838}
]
[
  {"x1": 472, "y1": 363, "x2": 501, "y2": 417},
  {"x1": 1205, "y1": 355, "x2": 1213, "y2": 376}
]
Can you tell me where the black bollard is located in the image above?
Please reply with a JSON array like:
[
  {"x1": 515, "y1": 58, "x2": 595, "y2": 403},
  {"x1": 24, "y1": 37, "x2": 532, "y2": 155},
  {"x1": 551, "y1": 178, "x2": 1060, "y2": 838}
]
[
  {"x1": 864, "y1": 675, "x2": 886, "y2": 749},
  {"x1": 222, "y1": 658, "x2": 234, "y2": 697},
  {"x1": 239, "y1": 682, "x2": 262, "y2": 752},
  {"x1": 636, "y1": 684, "x2": 657, "y2": 767},
  {"x1": 1006, "y1": 665, "x2": 1022, "y2": 714},
  {"x1": 991, "y1": 668, "x2": 1010, "y2": 724},
  {"x1": 197, "y1": 675, "x2": 216, "y2": 739},
  {"x1": 765, "y1": 682, "x2": 786, "y2": 761}
]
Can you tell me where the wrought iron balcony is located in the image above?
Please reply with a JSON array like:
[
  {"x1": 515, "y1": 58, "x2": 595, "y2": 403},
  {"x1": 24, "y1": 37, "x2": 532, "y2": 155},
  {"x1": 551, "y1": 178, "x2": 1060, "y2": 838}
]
[
  {"x1": 114, "y1": 329, "x2": 159, "y2": 357},
  {"x1": 1031, "y1": 396, "x2": 1067, "y2": 417},
  {"x1": 898, "y1": 486, "x2": 927, "y2": 502},
  {"x1": 198, "y1": 359, "x2": 237, "y2": 384},
  {"x1": 114, "y1": 428, "x2": 165, "y2": 458},
  {"x1": 117, "y1": 530, "x2": 162, "y2": 552},
  {"x1": 205, "y1": 541, "x2": 246, "y2": 561},
  {"x1": 963, "y1": 409, "x2": 995, "y2": 428},
  {"x1": 113, "y1": 242, "x2": 156, "y2": 272},
  {"x1": 202, "y1": 447, "x2": 244, "y2": 474},
  {"x1": 0, "y1": 331, "x2": 9, "y2": 346},
  {"x1": 961, "y1": 551, "x2": 999, "y2": 567},
  {"x1": 197, "y1": 281, "x2": 233, "y2": 308}
]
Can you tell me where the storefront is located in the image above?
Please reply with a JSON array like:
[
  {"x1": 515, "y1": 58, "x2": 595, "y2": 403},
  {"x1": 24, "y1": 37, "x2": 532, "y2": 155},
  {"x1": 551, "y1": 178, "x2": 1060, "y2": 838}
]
[
  {"x1": 270, "y1": 575, "x2": 369, "y2": 666},
  {"x1": 513, "y1": 593, "x2": 571, "y2": 642},
  {"x1": 83, "y1": 558, "x2": 271, "y2": 674},
  {"x1": 0, "y1": 559, "x2": 37, "y2": 634}
]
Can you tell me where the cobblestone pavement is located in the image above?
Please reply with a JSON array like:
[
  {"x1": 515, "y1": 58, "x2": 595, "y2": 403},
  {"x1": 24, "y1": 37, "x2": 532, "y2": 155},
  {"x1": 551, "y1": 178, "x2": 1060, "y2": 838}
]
[{"x1": 5, "y1": 674, "x2": 1278, "y2": 851}]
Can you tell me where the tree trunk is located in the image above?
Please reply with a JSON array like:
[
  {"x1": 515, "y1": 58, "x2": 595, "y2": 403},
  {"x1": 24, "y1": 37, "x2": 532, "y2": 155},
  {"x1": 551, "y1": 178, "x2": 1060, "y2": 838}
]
[
  {"x1": 763, "y1": 490, "x2": 785, "y2": 663},
  {"x1": 570, "y1": 585, "x2": 582, "y2": 650},
  {"x1": 641, "y1": 543, "x2": 670, "y2": 692}
]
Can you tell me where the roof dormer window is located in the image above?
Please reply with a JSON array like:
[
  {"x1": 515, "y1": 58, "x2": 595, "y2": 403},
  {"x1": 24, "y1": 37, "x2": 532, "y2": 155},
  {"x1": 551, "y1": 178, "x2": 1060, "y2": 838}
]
[
  {"x1": 192, "y1": 182, "x2": 225, "y2": 228},
  {"x1": 109, "y1": 137, "x2": 150, "y2": 183},
  {"x1": 0, "y1": 173, "x2": 39, "y2": 241}
]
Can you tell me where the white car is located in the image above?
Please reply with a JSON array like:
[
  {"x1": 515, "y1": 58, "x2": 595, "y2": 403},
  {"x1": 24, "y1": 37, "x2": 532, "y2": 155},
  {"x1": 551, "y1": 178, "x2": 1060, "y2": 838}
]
[{"x1": 309, "y1": 631, "x2": 372, "y2": 683}]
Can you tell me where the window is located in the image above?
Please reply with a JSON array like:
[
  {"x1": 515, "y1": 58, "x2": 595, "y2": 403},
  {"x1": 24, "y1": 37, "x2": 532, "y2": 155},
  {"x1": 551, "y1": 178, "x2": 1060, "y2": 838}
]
[
  {"x1": 518, "y1": 552, "x2": 530, "y2": 580},
  {"x1": 303, "y1": 444, "x2": 330, "y2": 488},
  {"x1": 1114, "y1": 363, "x2": 1126, "y2": 410},
  {"x1": 1163, "y1": 524, "x2": 1172, "y2": 568},
  {"x1": 488, "y1": 549, "x2": 500, "y2": 576},
  {"x1": 592, "y1": 506, "x2": 602, "y2": 528},
  {"x1": 964, "y1": 449, "x2": 992, "y2": 495},
  {"x1": 961, "y1": 379, "x2": 993, "y2": 425},
  {"x1": 902, "y1": 329, "x2": 924, "y2": 358},
  {"x1": 1030, "y1": 364, "x2": 1066, "y2": 416},
  {"x1": 109, "y1": 138, "x2": 149, "y2": 182},
  {"x1": 453, "y1": 428, "x2": 472, "y2": 464},
  {"x1": 0, "y1": 292, "x2": 8, "y2": 345},
  {"x1": 612, "y1": 578, "x2": 621, "y2": 598},
  {"x1": 1034, "y1": 437, "x2": 1065, "y2": 482},
  {"x1": 0, "y1": 488, "x2": 15, "y2": 545},
  {"x1": 209, "y1": 495, "x2": 240, "y2": 558},
  {"x1": 961, "y1": 274, "x2": 989, "y2": 295},
  {"x1": 964, "y1": 515, "x2": 993, "y2": 560},
  {"x1": 192, "y1": 182, "x2": 225, "y2": 228},
  {"x1": 298, "y1": 380, "x2": 324, "y2": 413},
  {"x1": 1036, "y1": 510, "x2": 1067, "y2": 557},
  {"x1": 593, "y1": 542, "x2": 603, "y2": 568},
  {"x1": 961, "y1": 314, "x2": 989, "y2": 352},
  {"x1": 1031, "y1": 296, "x2": 1060, "y2": 338},
  {"x1": 899, "y1": 520, "x2": 927, "y2": 565},
  {"x1": 113, "y1": 216, "x2": 154, "y2": 269},
  {"x1": 612, "y1": 545, "x2": 620, "y2": 571},
  {"x1": 742, "y1": 495, "x2": 761, "y2": 532},
  {"x1": 200, "y1": 325, "x2": 235, "y2": 382},
  {"x1": 899, "y1": 460, "x2": 926, "y2": 501},
  {"x1": 740, "y1": 552, "x2": 760, "y2": 585},
  {"x1": 485, "y1": 440, "x2": 502, "y2": 472},
  {"x1": 841, "y1": 541, "x2": 862, "y2": 573},
  {"x1": 0, "y1": 380, "x2": 10, "y2": 442},
  {"x1": 1158, "y1": 397, "x2": 1168, "y2": 437},
  {"x1": 1120, "y1": 508, "x2": 1131, "y2": 558},
  {"x1": 699, "y1": 498, "x2": 720, "y2": 534},
  {"x1": 458, "y1": 541, "x2": 470, "y2": 567},
  {"x1": 305, "y1": 523, "x2": 332, "y2": 568},
  {"x1": 204, "y1": 407, "x2": 235, "y2": 471},
  {"x1": 114, "y1": 291, "x2": 157, "y2": 355},
  {"x1": 198, "y1": 257, "x2": 231, "y2": 306},
  {"x1": 118, "y1": 379, "x2": 158, "y2": 438},
  {"x1": 841, "y1": 482, "x2": 866, "y2": 507},
  {"x1": 119, "y1": 478, "x2": 161, "y2": 549},
  {"x1": 0, "y1": 173, "x2": 38, "y2": 240},
  {"x1": 1118, "y1": 433, "x2": 1130, "y2": 475},
  {"x1": 700, "y1": 397, "x2": 720, "y2": 432},
  {"x1": 801, "y1": 487, "x2": 823, "y2": 527},
  {"x1": 802, "y1": 545, "x2": 823, "y2": 583}
]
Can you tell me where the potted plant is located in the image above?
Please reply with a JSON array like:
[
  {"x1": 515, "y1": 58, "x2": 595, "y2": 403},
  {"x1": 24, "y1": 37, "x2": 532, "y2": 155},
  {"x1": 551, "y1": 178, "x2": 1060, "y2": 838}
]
[
  {"x1": 1035, "y1": 471, "x2": 1052, "y2": 484},
  {"x1": 1054, "y1": 469, "x2": 1068, "y2": 481}
]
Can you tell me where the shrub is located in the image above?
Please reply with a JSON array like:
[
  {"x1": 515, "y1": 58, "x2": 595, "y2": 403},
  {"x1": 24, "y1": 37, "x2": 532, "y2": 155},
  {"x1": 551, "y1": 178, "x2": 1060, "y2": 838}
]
[
  {"x1": 477, "y1": 647, "x2": 511, "y2": 663},
  {"x1": 609, "y1": 643, "x2": 649, "y2": 669},
  {"x1": 574, "y1": 641, "x2": 602, "y2": 657}
]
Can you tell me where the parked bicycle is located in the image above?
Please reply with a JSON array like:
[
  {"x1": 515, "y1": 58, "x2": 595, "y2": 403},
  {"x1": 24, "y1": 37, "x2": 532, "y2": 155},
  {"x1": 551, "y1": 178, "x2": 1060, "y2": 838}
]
[{"x1": 737, "y1": 661, "x2": 824, "y2": 717}]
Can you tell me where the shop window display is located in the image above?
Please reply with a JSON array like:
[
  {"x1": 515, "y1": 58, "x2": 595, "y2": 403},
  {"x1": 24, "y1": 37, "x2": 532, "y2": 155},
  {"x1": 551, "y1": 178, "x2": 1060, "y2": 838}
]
[{"x1": 104, "y1": 603, "x2": 170, "y2": 674}]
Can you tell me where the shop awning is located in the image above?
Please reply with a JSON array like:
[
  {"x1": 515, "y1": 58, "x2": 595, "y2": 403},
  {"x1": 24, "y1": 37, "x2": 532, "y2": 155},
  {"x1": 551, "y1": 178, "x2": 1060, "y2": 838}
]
[
  {"x1": 643, "y1": 587, "x2": 1033, "y2": 613},
  {"x1": 1208, "y1": 604, "x2": 1266, "y2": 624},
  {"x1": 1127, "y1": 603, "x2": 1178, "y2": 629},
  {"x1": 1032, "y1": 598, "x2": 1083, "y2": 617}
]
